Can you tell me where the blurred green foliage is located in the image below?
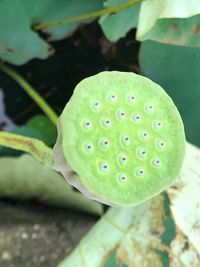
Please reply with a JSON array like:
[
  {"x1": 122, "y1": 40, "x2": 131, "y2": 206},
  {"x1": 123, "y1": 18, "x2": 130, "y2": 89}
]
[
  {"x1": 99, "y1": 0, "x2": 140, "y2": 42},
  {"x1": 0, "y1": 0, "x2": 102, "y2": 64}
]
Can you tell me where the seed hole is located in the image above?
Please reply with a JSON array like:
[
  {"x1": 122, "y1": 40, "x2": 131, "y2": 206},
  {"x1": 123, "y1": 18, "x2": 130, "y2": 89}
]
[
  {"x1": 99, "y1": 162, "x2": 109, "y2": 172},
  {"x1": 138, "y1": 148, "x2": 147, "y2": 159},
  {"x1": 92, "y1": 101, "x2": 101, "y2": 110},
  {"x1": 118, "y1": 173, "x2": 126, "y2": 183},
  {"x1": 101, "y1": 118, "x2": 111, "y2": 128},
  {"x1": 100, "y1": 139, "x2": 110, "y2": 149},
  {"x1": 83, "y1": 120, "x2": 92, "y2": 130},
  {"x1": 145, "y1": 103, "x2": 154, "y2": 113},
  {"x1": 128, "y1": 95, "x2": 136, "y2": 104},
  {"x1": 135, "y1": 168, "x2": 145, "y2": 177},
  {"x1": 84, "y1": 143, "x2": 93, "y2": 152},
  {"x1": 119, "y1": 154, "x2": 127, "y2": 165},
  {"x1": 132, "y1": 114, "x2": 141, "y2": 123},
  {"x1": 152, "y1": 158, "x2": 161, "y2": 167},
  {"x1": 117, "y1": 110, "x2": 126, "y2": 120},
  {"x1": 154, "y1": 121, "x2": 162, "y2": 130},
  {"x1": 157, "y1": 140, "x2": 165, "y2": 150},
  {"x1": 121, "y1": 135, "x2": 130, "y2": 146},
  {"x1": 139, "y1": 131, "x2": 149, "y2": 140},
  {"x1": 108, "y1": 94, "x2": 117, "y2": 103}
]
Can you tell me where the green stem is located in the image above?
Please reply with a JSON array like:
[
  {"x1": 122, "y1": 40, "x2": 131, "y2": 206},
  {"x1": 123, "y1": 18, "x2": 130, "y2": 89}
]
[
  {"x1": 0, "y1": 131, "x2": 54, "y2": 169},
  {"x1": 0, "y1": 64, "x2": 58, "y2": 125},
  {"x1": 33, "y1": 0, "x2": 140, "y2": 30}
]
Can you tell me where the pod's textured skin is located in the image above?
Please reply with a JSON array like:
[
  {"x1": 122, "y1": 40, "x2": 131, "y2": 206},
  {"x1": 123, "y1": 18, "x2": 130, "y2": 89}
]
[{"x1": 53, "y1": 71, "x2": 186, "y2": 206}]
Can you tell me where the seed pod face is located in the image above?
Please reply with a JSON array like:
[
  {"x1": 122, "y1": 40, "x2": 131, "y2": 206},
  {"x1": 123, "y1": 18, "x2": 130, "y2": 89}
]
[{"x1": 53, "y1": 71, "x2": 186, "y2": 207}]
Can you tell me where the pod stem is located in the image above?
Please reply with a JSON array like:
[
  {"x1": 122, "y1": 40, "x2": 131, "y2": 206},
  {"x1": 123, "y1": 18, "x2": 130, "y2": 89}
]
[
  {"x1": 33, "y1": 0, "x2": 140, "y2": 30},
  {"x1": 0, "y1": 131, "x2": 54, "y2": 169},
  {"x1": 0, "y1": 63, "x2": 58, "y2": 125}
]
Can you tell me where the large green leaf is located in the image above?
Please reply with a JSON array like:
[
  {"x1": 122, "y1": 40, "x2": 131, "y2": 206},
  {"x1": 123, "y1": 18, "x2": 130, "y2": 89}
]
[
  {"x1": 0, "y1": 0, "x2": 103, "y2": 65},
  {"x1": 139, "y1": 40, "x2": 200, "y2": 147},
  {"x1": 99, "y1": 0, "x2": 140, "y2": 42},
  {"x1": 58, "y1": 143, "x2": 200, "y2": 267},
  {"x1": 136, "y1": 0, "x2": 200, "y2": 46},
  {"x1": 0, "y1": 154, "x2": 102, "y2": 215}
]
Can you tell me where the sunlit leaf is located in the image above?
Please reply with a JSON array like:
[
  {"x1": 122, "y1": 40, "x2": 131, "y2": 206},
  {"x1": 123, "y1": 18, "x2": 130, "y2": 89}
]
[{"x1": 137, "y1": 0, "x2": 200, "y2": 46}]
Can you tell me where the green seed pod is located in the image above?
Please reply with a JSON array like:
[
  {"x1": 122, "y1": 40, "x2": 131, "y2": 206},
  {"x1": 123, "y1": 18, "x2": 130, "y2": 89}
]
[{"x1": 53, "y1": 71, "x2": 186, "y2": 207}]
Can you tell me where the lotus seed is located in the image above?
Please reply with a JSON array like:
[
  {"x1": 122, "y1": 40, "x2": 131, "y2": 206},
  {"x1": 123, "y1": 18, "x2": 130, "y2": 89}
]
[
  {"x1": 157, "y1": 140, "x2": 165, "y2": 149},
  {"x1": 100, "y1": 139, "x2": 110, "y2": 149},
  {"x1": 99, "y1": 162, "x2": 109, "y2": 172},
  {"x1": 135, "y1": 168, "x2": 145, "y2": 177},
  {"x1": 121, "y1": 135, "x2": 130, "y2": 146},
  {"x1": 154, "y1": 121, "x2": 162, "y2": 130},
  {"x1": 145, "y1": 103, "x2": 153, "y2": 113},
  {"x1": 152, "y1": 158, "x2": 161, "y2": 167},
  {"x1": 117, "y1": 110, "x2": 126, "y2": 120},
  {"x1": 92, "y1": 101, "x2": 101, "y2": 110},
  {"x1": 84, "y1": 143, "x2": 93, "y2": 152},
  {"x1": 118, "y1": 173, "x2": 126, "y2": 182},
  {"x1": 138, "y1": 148, "x2": 147, "y2": 159},
  {"x1": 83, "y1": 120, "x2": 92, "y2": 130},
  {"x1": 139, "y1": 131, "x2": 148, "y2": 140},
  {"x1": 108, "y1": 94, "x2": 117, "y2": 103},
  {"x1": 101, "y1": 118, "x2": 111, "y2": 128},
  {"x1": 128, "y1": 95, "x2": 136, "y2": 104},
  {"x1": 132, "y1": 114, "x2": 141, "y2": 123},
  {"x1": 118, "y1": 154, "x2": 127, "y2": 165}
]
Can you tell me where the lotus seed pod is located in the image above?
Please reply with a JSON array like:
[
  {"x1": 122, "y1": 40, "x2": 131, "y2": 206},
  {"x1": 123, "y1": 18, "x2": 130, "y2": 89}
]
[{"x1": 53, "y1": 71, "x2": 186, "y2": 207}]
